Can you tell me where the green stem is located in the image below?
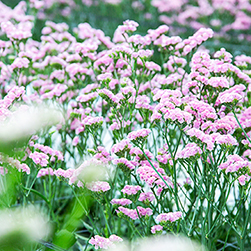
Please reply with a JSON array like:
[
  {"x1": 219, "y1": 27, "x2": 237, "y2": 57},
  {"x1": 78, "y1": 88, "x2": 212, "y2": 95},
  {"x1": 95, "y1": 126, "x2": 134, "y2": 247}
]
[
  {"x1": 141, "y1": 148, "x2": 174, "y2": 194},
  {"x1": 232, "y1": 109, "x2": 251, "y2": 145},
  {"x1": 101, "y1": 204, "x2": 112, "y2": 236},
  {"x1": 22, "y1": 185, "x2": 50, "y2": 205}
]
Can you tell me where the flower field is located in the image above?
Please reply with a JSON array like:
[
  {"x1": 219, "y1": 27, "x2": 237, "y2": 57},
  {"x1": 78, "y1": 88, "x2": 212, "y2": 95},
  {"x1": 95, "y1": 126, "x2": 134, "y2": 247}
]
[{"x1": 1, "y1": 1, "x2": 251, "y2": 251}]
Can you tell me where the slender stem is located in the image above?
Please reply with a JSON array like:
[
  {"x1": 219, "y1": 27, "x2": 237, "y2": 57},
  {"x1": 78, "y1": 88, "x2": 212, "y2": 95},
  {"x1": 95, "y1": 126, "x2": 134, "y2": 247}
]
[
  {"x1": 141, "y1": 148, "x2": 174, "y2": 194},
  {"x1": 232, "y1": 109, "x2": 251, "y2": 145}
]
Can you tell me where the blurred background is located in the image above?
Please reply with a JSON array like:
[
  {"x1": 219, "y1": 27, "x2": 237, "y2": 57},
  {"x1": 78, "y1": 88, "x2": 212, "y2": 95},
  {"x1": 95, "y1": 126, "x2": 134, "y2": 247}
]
[{"x1": 1, "y1": 0, "x2": 251, "y2": 56}]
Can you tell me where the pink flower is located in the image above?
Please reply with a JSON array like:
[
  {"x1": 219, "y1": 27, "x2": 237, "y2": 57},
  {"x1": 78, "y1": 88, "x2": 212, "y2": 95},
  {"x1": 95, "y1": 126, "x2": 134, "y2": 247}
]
[
  {"x1": 219, "y1": 155, "x2": 250, "y2": 174},
  {"x1": 117, "y1": 206, "x2": 138, "y2": 220},
  {"x1": 113, "y1": 158, "x2": 136, "y2": 170},
  {"x1": 29, "y1": 151, "x2": 49, "y2": 167},
  {"x1": 11, "y1": 57, "x2": 30, "y2": 70},
  {"x1": 207, "y1": 77, "x2": 229, "y2": 88},
  {"x1": 238, "y1": 175, "x2": 250, "y2": 186},
  {"x1": 82, "y1": 116, "x2": 103, "y2": 126},
  {"x1": 1, "y1": 21, "x2": 32, "y2": 40},
  {"x1": 148, "y1": 25, "x2": 169, "y2": 40},
  {"x1": 151, "y1": 112, "x2": 162, "y2": 122},
  {"x1": 5, "y1": 157, "x2": 30, "y2": 175},
  {"x1": 136, "y1": 164, "x2": 174, "y2": 189},
  {"x1": 214, "y1": 48, "x2": 232, "y2": 63},
  {"x1": 37, "y1": 167, "x2": 54, "y2": 178},
  {"x1": 215, "y1": 84, "x2": 246, "y2": 106},
  {"x1": 76, "y1": 92, "x2": 98, "y2": 103},
  {"x1": 86, "y1": 181, "x2": 111, "y2": 192},
  {"x1": 145, "y1": 61, "x2": 161, "y2": 71},
  {"x1": 215, "y1": 134, "x2": 238, "y2": 146},
  {"x1": 119, "y1": 20, "x2": 139, "y2": 33},
  {"x1": 117, "y1": 206, "x2": 152, "y2": 220},
  {"x1": 176, "y1": 143, "x2": 202, "y2": 159},
  {"x1": 54, "y1": 168, "x2": 74, "y2": 179},
  {"x1": 98, "y1": 89, "x2": 120, "y2": 104},
  {"x1": 135, "y1": 95, "x2": 152, "y2": 110},
  {"x1": 151, "y1": 224, "x2": 163, "y2": 234},
  {"x1": 33, "y1": 143, "x2": 64, "y2": 161},
  {"x1": 111, "y1": 140, "x2": 132, "y2": 155},
  {"x1": 72, "y1": 136, "x2": 79, "y2": 146},
  {"x1": 121, "y1": 185, "x2": 141, "y2": 195},
  {"x1": 127, "y1": 128, "x2": 151, "y2": 141},
  {"x1": 89, "y1": 234, "x2": 122, "y2": 249},
  {"x1": 164, "y1": 108, "x2": 193, "y2": 124},
  {"x1": 156, "y1": 212, "x2": 182, "y2": 223},
  {"x1": 138, "y1": 192, "x2": 155, "y2": 202},
  {"x1": 137, "y1": 206, "x2": 153, "y2": 217},
  {"x1": 0, "y1": 86, "x2": 25, "y2": 109},
  {"x1": 185, "y1": 100, "x2": 217, "y2": 120},
  {"x1": 110, "y1": 198, "x2": 132, "y2": 206},
  {"x1": 186, "y1": 128, "x2": 214, "y2": 151}
]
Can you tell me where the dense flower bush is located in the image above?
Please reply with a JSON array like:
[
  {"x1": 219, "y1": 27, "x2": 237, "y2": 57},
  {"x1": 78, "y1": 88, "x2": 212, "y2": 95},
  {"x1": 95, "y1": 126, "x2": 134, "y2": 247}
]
[{"x1": 1, "y1": 1, "x2": 251, "y2": 251}]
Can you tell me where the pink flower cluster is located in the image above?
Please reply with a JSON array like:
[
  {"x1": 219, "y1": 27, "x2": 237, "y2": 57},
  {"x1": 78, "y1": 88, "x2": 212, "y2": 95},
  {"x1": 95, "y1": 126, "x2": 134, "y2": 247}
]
[
  {"x1": 113, "y1": 158, "x2": 136, "y2": 170},
  {"x1": 86, "y1": 181, "x2": 111, "y2": 192},
  {"x1": 176, "y1": 28, "x2": 214, "y2": 56},
  {"x1": 164, "y1": 108, "x2": 193, "y2": 124},
  {"x1": 54, "y1": 168, "x2": 74, "y2": 179},
  {"x1": 127, "y1": 128, "x2": 151, "y2": 141},
  {"x1": 117, "y1": 206, "x2": 153, "y2": 220},
  {"x1": 29, "y1": 151, "x2": 49, "y2": 167},
  {"x1": 176, "y1": 143, "x2": 202, "y2": 160},
  {"x1": 238, "y1": 175, "x2": 251, "y2": 186},
  {"x1": 0, "y1": 86, "x2": 25, "y2": 111},
  {"x1": 155, "y1": 211, "x2": 182, "y2": 223},
  {"x1": 82, "y1": 116, "x2": 103, "y2": 126},
  {"x1": 201, "y1": 116, "x2": 238, "y2": 134},
  {"x1": 1, "y1": 21, "x2": 32, "y2": 40},
  {"x1": 32, "y1": 143, "x2": 64, "y2": 161},
  {"x1": 138, "y1": 192, "x2": 155, "y2": 202},
  {"x1": 110, "y1": 198, "x2": 132, "y2": 206},
  {"x1": 135, "y1": 95, "x2": 152, "y2": 110},
  {"x1": 207, "y1": 77, "x2": 230, "y2": 88},
  {"x1": 117, "y1": 19, "x2": 139, "y2": 34},
  {"x1": 92, "y1": 146, "x2": 112, "y2": 164},
  {"x1": 215, "y1": 134, "x2": 238, "y2": 147},
  {"x1": 111, "y1": 140, "x2": 132, "y2": 155},
  {"x1": 76, "y1": 92, "x2": 98, "y2": 103},
  {"x1": 2, "y1": 155, "x2": 30, "y2": 174},
  {"x1": 11, "y1": 57, "x2": 30, "y2": 70},
  {"x1": 218, "y1": 155, "x2": 250, "y2": 174},
  {"x1": 215, "y1": 84, "x2": 246, "y2": 106},
  {"x1": 145, "y1": 61, "x2": 161, "y2": 72},
  {"x1": 157, "y1": 145, "x2": 173, "y2": 165},
  {"x1": 121, "y1": 185, "x2": 141, "y2": 195},
  {"x1": 89, "y1": 234, "x2": 123, "y2": 250},
  {"x1": 186, "y1": 128, "x2": 214, "y2": 151},
  {"x1": 137, "y1": 164, "x2": 174, "y2": 194},
  {"x1": 154, "y1": 35, "x2": 182, "y2": 48},
  {"x1": 37, "y1": 167, "x2": 54, "y2": 178},
  {"x1": 151, "y1": 224, "x2": 163, "y2": 234},
  {"x1": 129, "y1": 147, "x2": 154, "y2": 162},
  {"x1": 98, "y1": 89, "x2": 120, "y2": 105},
  {"x1": 148, "y1": 24, "x2": 169, "y2": 40},
  {"x1": 185, "y1": 100, "x2": 217, "y2": 121}
]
